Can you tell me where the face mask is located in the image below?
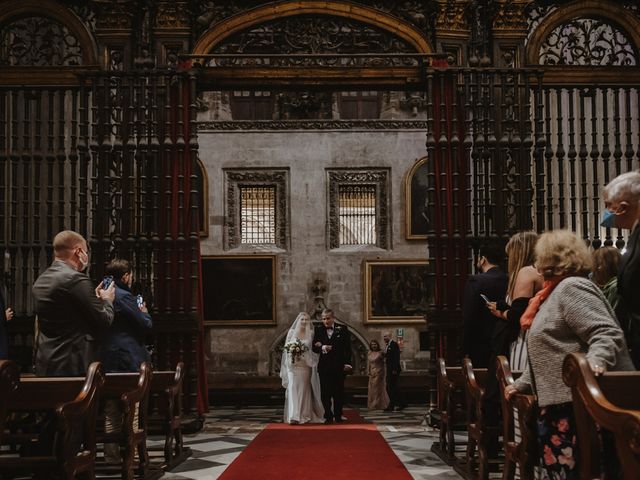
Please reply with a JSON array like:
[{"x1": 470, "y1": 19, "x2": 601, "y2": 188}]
[
  {"x1": 600, "y1": 210, "x2": 617, "y2": 229},
  {"x1": 78, "y1": 249, "x2": 90, "y2": 272}
]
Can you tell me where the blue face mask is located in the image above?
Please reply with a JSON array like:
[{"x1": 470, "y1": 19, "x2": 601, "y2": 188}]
[{"x1": 600, "y1": 209, "x2": 617, "y2": 229}]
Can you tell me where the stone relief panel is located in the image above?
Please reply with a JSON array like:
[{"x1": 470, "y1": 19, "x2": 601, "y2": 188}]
[{"x1": 209, "y1": 15, "x2": 418, "y2": 67}]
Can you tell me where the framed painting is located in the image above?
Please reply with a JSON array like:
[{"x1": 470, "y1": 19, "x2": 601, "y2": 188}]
[
  {"x1": 405, "y1": 156, "x2": 429, "y2": 240},
  {"x1": 201, "y1": 255, "x2": 276, "y2": 326},
  {"x1": 363, "y1": 259, "x2": 429, "y2": 324}
]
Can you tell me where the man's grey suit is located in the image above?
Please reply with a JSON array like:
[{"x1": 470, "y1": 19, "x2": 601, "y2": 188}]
[{"x1": 33, "y1": 260, "x2": 114, "y2": 376}]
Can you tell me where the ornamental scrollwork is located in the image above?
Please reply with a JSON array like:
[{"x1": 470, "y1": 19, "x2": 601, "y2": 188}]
[
  {"x1": 193, "y1": 1, "x2": 438, "y2": 39},
  {"x1": 211, "y1": 16, "x2": 417, "y2": 66},
  {"x1": 0, "y1": 17, "x2": 84, "y2": 66},
  {"x1": 539, "y1": 18, "x2": 637, "y2": 66},
  {"x1": 197, "y1": 120, "x2": 429, "y2": 131}
]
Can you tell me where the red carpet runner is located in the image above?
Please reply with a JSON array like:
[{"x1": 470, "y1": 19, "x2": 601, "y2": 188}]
[{"x1": 219, "y1": 410, "x2": 412, "y2": 479}]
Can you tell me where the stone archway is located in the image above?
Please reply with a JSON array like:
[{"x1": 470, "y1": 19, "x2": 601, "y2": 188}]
[{"x1": 192, "y1": 0, "x2": 433, "y2": 56}]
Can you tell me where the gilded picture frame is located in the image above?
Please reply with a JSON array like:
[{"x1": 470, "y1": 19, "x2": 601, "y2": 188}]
[
  {"x1": 201, "y1": 255, "x2": 276, "y2": 326},
  {"x1": 405, "y1": 156, "x2": 429, "y2": 240},
  {"x1": 363, "y1": 259, "x2": 429, "y2": 324}
]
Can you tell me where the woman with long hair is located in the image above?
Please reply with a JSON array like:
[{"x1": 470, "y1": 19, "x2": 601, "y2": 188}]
[
  {"x1": 487, "y1": 231, "x2": 543, "y2": 369},
  {"x1": 367, "y1": 339, "x2": 390, "y2": 410}
]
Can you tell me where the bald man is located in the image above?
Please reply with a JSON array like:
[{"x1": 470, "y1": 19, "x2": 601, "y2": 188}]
[{"x1": 33, "y1": 230, "x2": 115, "y2": 376}]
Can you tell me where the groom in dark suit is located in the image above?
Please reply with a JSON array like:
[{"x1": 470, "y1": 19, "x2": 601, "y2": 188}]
[{"x1": 313, "y1": 308, "x2": 352, "y2": 424}]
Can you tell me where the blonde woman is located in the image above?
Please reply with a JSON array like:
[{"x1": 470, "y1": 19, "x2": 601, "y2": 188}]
[
  {"x1": 505, "y1": 230, "x2": 634, "y2": 479},
  {"x1": 487, "y1": 231, "x2": 542, "y2": 370}
]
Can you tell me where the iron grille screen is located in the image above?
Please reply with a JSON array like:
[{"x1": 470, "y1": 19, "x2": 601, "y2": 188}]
[
  {"x1": 240, "y1": 186, "x2": 276, "y2": 244},
  {"x1": 338, "y1": 185, "x2": 377, "y2": 245}
]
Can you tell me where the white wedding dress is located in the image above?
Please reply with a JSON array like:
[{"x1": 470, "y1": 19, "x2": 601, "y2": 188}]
[{"x1": 280, "y1": 313, "x2": 324, "y2": 424}]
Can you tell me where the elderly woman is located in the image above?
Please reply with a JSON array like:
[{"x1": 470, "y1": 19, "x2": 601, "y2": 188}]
[{"x1": 505, "y1": 230, "x2": 634, "y2": 480}]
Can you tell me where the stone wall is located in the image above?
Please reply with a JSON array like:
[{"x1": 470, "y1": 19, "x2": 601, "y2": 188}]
[{"x1": 198, "y1": 126, "x2": 431, "y2": 378}]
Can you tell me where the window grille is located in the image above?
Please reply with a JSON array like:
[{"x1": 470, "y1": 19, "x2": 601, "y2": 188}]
[
  {"x1": 240, "y1": 186, "x2": 276, "y2": 244},
  {"x1": 338, "y1": 185, "x2": 377, "y2": 245}
]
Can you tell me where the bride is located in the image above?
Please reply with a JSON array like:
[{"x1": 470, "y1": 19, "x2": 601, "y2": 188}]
[{"x1": 280, "y1": 312, "x2": 324, "y2": 424}]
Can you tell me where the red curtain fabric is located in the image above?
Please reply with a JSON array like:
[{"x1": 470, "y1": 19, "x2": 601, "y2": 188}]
[{"x1": 427, "y1": 69, "x2": 469, "y2": 360}]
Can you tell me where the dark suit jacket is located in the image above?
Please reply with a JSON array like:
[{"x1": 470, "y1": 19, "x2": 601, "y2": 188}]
[
  {"x1": 0, "y1": 286, "x2": 7, "y2": 360},
  {"x1": 462, "y1": 267, "x2": 508, "y2": 368},
  {"x1": 33, "y1": 260, "x2": 114, "y2": 376},
  {"x1": 385, "y1": 339, "x2": 401, "y2": 376},
  {"x1": 312, "y1": 324, "x2": 351, "y2": 375},
  {"x1": 619, "y1": 224, "x2": 640, "y2": 314},
  {"x1": 101, "y1": 282, "x2": 152, "y2": 372}
]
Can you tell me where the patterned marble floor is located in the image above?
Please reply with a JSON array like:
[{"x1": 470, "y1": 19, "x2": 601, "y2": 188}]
[{"x1": 159, "y1": 405, "x2": 464, "y2": 480}]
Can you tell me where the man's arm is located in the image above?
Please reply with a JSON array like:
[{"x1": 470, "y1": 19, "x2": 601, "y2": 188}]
[
  {"x1": 68, "y1": 276, "x2": 114, "y2": 335},
  {"x1": 312, "y1": 327, "x2": 322, "y2": 354},
  {"x1": 117, "y1": 291, "x2": 152, "y2": 331}
]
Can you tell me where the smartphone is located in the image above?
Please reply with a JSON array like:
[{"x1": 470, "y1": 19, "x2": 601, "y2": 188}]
[
  {"x1": 136, "y1": 294, "x2": 144, "y2": 308},
  {"x1": 103, "y1": 275, "x2": 114, "y2": 289},
  {"x1": 480, "y1": 294, "x2": 490, "y2": 304}
]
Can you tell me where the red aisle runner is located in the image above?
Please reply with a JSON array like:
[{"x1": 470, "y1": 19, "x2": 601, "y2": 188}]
[{"x1": 219, "y1": 410, "x2": 412, "y2": 480}]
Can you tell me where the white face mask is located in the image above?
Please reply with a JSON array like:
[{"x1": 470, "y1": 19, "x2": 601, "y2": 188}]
[{"x1": 78, "y1": 249, "x2": 90, "y2": 271}]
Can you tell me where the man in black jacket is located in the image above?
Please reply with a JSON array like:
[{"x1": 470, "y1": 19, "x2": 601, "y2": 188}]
[
  {"x1": 462, "y1": 242, "x2": 508, "y2": 456},
  {"x1": 462, "y1": 242, "x2": 508, "y2": 369},
  {"x1": 312, "y1": 309, "x2": 352, "y2": 423},
  {"x1": 383, "y1": 332, "x2": 405, "y2": 412}
]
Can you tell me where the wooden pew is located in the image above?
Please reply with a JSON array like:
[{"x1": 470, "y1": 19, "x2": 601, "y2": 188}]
[
  {"x1": 0, "y1": 360, "x2": 20, "y2": 445},
  {"x1": 146, "y1": 362, "x2": 190, "y2": 470},
  {"x1": 495, "y1": 356, "x2": 537, "y2": 480},
  {"x1": 562, "y1": 352, "x2": 640, "y2": 480},
  {"x1": 459, "y1": 358, "x2": 496, "y2": 480},
  {"x1": 431, "y1": 358, "x2": 467, "y2": 465},
  {"x1": 100, "y1": 362, "x2": 155, "y2": 480},
  {"x1": 0, "y1": 362, "x2": 104, "y2": 480}
]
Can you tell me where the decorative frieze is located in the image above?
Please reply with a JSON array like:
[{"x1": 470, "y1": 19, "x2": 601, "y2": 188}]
[
  {"x1": 197, "y1": 120, "x2": 428, "y2": 131},
  {"x1": 155, "y1": 2, "x2": 190, "y2": 29}
]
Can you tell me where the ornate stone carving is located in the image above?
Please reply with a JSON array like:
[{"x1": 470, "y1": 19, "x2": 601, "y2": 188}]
[
  {"x1": 0, "y1": 17, "x2": 84, "y2": 66},
  {"x1": 108, "y1": 48, "x2": 125, "y2": 71},
  {"x1": 211, "y1": 15, "x2": 416, "y2": 63},
  {"x1": 197, "y1": 120, "x2": 428, "y2": 131},
  {"x1": 92, "y1": 0, "x2": 135, "y2": 30},
  {"x1": 435, "y1": 0, "x2": 470, "y2": 31},
  {"x1": 155, "y1": 2, "x2": 190, "y2": 29},
  {"x1": 539, "y1": 18, "x2": 637, "y2": 66},
  {"x1": 276, "y1": 92, "x2": 333, "y2": 120},
  {"x1": 492, "y1": 0, "x2": 529, "y2": 31},
  {"x1": 224, "y1": 169, "x2": 289, "y2": 250},
  {"x1": 327, "y1": 169, "x2": 390, "y2": 250},
  {"x1": 193, "y1": 1, "x2": 439, "y2": 39}
]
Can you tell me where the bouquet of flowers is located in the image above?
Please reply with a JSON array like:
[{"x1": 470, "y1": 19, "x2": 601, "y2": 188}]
[{"x1": 283, "y1": 338, "x2": 308, "y2": 364}]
